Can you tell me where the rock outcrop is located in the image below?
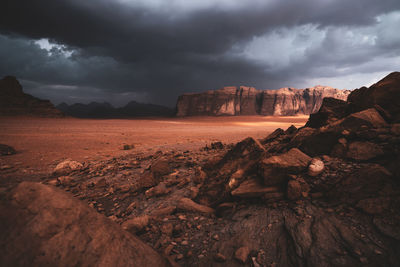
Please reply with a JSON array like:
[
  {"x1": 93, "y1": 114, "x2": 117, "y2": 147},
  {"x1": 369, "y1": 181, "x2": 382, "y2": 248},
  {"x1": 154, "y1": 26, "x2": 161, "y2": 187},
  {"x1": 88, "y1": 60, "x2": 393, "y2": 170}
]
[
  {"x1": 176, "y1": 85, "x2": 350, "y2": 116},
  {"x1": 192, "y1": 71, "x2": 400, "y2": 266},
  {"x1": 0, "y1": 182, "x2": 170, "y2": 267},
  {"x1": 0, "y1": 76, "x2": 63, "y2": 117}
]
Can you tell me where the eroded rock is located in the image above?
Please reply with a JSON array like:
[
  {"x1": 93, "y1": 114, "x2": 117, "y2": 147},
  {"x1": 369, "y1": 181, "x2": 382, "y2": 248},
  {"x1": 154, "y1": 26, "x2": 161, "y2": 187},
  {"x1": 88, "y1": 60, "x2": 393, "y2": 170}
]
[
  {"x1": 53, "y1": 160, "x2": 83, "y2": 175},
  {"x1": 259, "y1": 148, "x2": 311, "y2": 186},
  {"x1": 0, "y1": 182, "x2": 170, "y2": 267}
]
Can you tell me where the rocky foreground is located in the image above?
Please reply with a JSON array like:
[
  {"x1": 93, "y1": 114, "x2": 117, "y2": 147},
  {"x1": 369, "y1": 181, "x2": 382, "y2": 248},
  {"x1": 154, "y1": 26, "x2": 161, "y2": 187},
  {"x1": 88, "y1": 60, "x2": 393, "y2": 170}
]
[{"x1": 1, "y1": 72, "x2": 400, "y2": 266}]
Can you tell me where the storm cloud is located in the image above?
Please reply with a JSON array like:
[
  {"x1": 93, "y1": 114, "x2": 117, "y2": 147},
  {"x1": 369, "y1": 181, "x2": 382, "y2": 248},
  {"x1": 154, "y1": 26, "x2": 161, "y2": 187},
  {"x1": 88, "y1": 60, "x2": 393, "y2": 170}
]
[{"x1": 1, "y1": 0, "x2": 400, "y2": 106}]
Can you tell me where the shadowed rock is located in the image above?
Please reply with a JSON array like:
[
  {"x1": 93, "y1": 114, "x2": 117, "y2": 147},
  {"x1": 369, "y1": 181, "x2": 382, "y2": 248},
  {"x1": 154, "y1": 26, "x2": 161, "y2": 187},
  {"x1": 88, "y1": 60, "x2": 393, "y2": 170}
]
[
  {"x1": 0, "y1": 182, "x2": 170, "y2": 267},
  {"x1": 0, "y1": 144, "x2": 16, "y2": 156},
  {"x1": 0, "y1": 76, "x2": 63, "y2": 117},
  {"x1": 259, "y1": 148, "x2": 311, "y2": 186}
]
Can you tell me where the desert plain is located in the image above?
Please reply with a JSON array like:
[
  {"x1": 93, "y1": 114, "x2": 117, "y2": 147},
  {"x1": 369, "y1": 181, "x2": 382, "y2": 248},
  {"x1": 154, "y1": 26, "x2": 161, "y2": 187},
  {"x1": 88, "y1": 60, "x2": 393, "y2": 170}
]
[{"x1": 0, "y1": 115, "x2": 308, "y2": 172}]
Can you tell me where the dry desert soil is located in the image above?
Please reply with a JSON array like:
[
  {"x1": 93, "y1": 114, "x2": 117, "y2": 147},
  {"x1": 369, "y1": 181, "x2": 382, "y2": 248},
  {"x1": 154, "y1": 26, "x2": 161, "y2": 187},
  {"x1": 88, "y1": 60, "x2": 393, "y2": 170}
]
[{"x1": 0, "y1": 116, "x2": 308, "y2": 172}]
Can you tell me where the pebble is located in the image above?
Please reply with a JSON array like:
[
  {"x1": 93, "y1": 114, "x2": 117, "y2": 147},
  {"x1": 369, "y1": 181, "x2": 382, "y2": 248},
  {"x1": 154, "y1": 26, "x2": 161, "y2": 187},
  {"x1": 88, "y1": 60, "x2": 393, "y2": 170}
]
[{"x1": 214, "y1": 253, "x2": 226, "y2": 262}]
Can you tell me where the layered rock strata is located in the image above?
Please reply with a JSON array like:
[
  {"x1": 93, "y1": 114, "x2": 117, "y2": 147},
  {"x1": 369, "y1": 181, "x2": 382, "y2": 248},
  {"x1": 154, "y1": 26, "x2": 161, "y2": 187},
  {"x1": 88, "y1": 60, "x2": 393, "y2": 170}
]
[{"x1": 176, "y1": 85, "x2": 350, "y2": 116}]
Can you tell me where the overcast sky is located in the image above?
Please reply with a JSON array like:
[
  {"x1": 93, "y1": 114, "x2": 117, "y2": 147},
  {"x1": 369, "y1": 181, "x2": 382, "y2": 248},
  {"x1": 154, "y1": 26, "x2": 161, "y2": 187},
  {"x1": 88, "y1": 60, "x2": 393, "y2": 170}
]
[{"x1": 1, "y1": 0, "x2": 399, "y2": 107}]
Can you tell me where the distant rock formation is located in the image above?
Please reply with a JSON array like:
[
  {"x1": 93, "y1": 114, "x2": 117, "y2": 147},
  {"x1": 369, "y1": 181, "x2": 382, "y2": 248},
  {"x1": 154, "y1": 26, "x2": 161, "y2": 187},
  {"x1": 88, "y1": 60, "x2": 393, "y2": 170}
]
[
  {"x1": 57, "y1": 101, "x2": 175, "y2": 118},
  {"x1": 0, "y1": 76, "x2": 63, "y2": 117},
  {"x1": 176, "y1": 85, "x2": 351, "y2": 116}
]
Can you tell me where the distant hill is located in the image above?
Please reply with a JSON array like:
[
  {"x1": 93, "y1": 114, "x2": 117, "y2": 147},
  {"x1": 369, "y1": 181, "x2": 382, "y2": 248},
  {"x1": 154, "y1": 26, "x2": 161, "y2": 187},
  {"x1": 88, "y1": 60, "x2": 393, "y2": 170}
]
[
  {"x1": 57, "y1": 101, "x2": 175, "y2": 118},
  {"x1": 0, "y1": 76, "x2": 63, "y2": 117}
]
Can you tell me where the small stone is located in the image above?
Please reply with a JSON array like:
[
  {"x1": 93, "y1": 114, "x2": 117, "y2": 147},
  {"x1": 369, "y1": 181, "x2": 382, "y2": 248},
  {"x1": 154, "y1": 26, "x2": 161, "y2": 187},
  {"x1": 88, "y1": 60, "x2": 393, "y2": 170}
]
[
  {"x1": 161, "y1": 223, "x2": 173, "y2": 236},
  {"x1": 145, "y1": 182, "x2": 169, "y2": 198},
  {"x1": 122, "y1": 144, "x2": 134, "y2": 150},
  {"x1": 126, "y1": 202, "x2": 136, "y2": 214},
  {"x1": 177, "y1": 198, "x2": 214, "y2": 214},
  {"x1": 214, "y1": 253, "x2": 226, "y2": 262},
  {"x1": 47, "y1": 179, "x2": 59, "y2": 186},
  {"x1": 164, "y1": 244, "x2": 174, "y2": 255},
  {"x1": 235, "y1": 246, "x2": 250, "y2": 264},
  {"x1": 308, "y1": 158, "x2": 324, "y2": 176},
  {"x1": 121, "y1": 215, "x2": 150, "y2": 233},
  {"x1": 57, "y1": 176, "x2": 75, "y2": 186}
]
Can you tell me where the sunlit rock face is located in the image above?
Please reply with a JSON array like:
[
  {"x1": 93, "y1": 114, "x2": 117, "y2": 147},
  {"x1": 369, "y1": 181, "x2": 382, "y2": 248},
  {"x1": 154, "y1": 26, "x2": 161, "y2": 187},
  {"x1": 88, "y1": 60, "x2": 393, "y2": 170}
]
[{"x1": 176, "y1": 85, "x2": 350, "y2": 116}]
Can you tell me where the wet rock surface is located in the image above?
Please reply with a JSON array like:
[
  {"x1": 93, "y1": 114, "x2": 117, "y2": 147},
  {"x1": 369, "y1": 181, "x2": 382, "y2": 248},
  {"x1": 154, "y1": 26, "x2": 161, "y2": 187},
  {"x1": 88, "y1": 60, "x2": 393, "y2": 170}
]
[{"x1": 0, "y1": 72, "x2": 400, "y2": 266}]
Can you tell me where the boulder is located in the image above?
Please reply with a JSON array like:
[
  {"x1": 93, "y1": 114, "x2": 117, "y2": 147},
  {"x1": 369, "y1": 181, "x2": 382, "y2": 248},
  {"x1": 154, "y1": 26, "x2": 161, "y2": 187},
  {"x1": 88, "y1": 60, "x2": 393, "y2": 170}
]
[
  {"x1": 151, "y1": 158, "x2": 171, "y2": 178},
  {"x1": 210, "y1": 141, "x2": 224, "y2": 149},
  {"x1": 262, "y1": 128, "x2": 284, "y2": 143},
  {"x1": 53, "y1": 160, "x2": 83, "y2": 175},
  {"x1": 347, "y1": 72, "x2": 400, "y2": 122},
  {"x1": 230, "y1": 178, "x2": 280, "y2": 198},
  {"x1": 177, "y1": 198, "x2": 214, "y2": 214},
  {"x1": 0, "y1": 182, "x2": 170, "y2": 267},
  {"x1": 287, "y1": 177, "x2": 310, "y2": 200},
  {"x1": 122, "y1": 215, "x2": 151, "y2": 233},
  {"x1": 308, "y1": 158, "x2": 325, "y2": 176},
  {"x1": 356, "y1": 197, "x2": 391, "y2": 215},
  {"x1": 346, "y1": 141, "x2": 384, "y2": 161},
  {"x1": 196, "y1": 137, "x2": 265, "y2": 206},
  {"x1": 289, "y1": 128, "x2": 339, "y2": 156},
  {"x1": 234, "y1": 246, "x2": 250, "y2": 264},
  {"x1": 145, "y1": 182, "x2": 170, "y2": 198},
  {"x1": 306, "y1": 97, "x2": 349, "y2": 128},
  {"x1": 259, "y1": 148, "x2": 311, "y2": 186},
  {"x1": 328, "y1": 164, "x2": 393, "y2": 203},
  {"x1": 0, "y1": 144, "x2": 16, "y2": 156},
  {"x1": 332, "y1": 108, "x2": 388, "y2": 132}
]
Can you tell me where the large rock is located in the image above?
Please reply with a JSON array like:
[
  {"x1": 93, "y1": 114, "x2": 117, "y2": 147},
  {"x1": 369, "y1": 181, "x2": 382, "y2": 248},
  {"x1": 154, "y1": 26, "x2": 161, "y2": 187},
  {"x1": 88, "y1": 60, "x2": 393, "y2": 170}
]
[
  {"x1": 305, "y1": 97, "x2": 349, "y2": 128},
  {"x1": 196, "y1": 137, "x2": 266, "y2": 206},
  {"x1": 346, "y1": 141, "x2": 384, "y2": 161},
  {"x1": 0, "y1": 182, "x2": 170, "y2": 267},
  {"x1": 259, "y1": 148, "x2": 312, "y2": 186},
  {"x1": 347, "y1": 72, "x2": 400, "y2": 122},
  {"x1": 230, "y1": 178, "x2": 280, "y2": 198},
  {"x1": 331, "y1": 108, "x2": 388, "y2": 132},
  {"x1": 53, "y1": 160, "x2": 83, "y2": 175},
  {"x1": 0, "y1": 76, "x2": 63, "y2": 117},
  {"x1": 176, "y1": 85, "x2": 350, "y2": 116},
  {"x1": 328, "y1": 164, "x2": 393, "y2": 203}
]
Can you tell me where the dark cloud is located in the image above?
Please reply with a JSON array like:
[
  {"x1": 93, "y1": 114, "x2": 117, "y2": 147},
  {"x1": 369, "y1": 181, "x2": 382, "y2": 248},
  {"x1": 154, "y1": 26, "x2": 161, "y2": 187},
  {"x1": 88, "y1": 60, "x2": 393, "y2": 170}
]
[{"x1": 0, "y1": 0, "x2": 400, "y2": 106}]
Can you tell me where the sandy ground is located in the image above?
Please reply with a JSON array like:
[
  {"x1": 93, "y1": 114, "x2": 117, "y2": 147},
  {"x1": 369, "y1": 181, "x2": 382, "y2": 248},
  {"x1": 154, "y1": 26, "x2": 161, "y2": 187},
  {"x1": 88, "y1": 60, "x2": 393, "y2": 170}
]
[{"x1": 0, "y1": 116, "x2": 308, "y2": 172}]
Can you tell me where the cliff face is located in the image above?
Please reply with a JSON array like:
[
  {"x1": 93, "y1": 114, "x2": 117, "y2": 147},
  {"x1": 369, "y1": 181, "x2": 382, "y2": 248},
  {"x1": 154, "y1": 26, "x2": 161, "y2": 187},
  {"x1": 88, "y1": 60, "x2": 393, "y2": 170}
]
[
  {"x1": 0, "y1": 76, "x2": 63, "y2": 117},
  {"x1": 176, "y1": 85, "x2": 351, "y2": 116}
]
